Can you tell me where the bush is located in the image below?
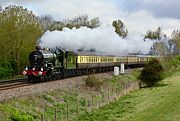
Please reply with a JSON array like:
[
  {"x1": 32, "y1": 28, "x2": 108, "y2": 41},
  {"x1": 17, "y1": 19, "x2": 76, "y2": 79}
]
[
  {"x1": 10, "y1": 111, "x2": 34, "y2": 121},
  {"x1": 84, "y1": 75, "x2": 104, "y2": 90},
  {"x1": 139, "y1": 58, "x2": 163, "y2": 87},
  {"x1": 0, "y1": 59, "x2": 13, "y2": 79}
]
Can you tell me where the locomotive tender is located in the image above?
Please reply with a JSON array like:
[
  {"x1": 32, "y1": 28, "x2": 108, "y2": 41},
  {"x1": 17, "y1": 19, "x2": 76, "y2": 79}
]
[{"x1": 22, "y1": 47, "x2": 154, "y2": 82}]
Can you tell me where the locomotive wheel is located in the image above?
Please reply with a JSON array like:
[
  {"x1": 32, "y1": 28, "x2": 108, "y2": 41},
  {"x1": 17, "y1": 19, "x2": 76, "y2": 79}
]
[
  {"x1": 40, "y1": 76, "x2": 45, "y2": 82},
  {"x1": 28, "y1": 75, "x2": 34, "y2": 83},
  {"x1": 43, "y1": 75, "x2": 48, "y2": 81},
  {"x1": 58, "y1": 73, "x2": 62, "y2": 79}
]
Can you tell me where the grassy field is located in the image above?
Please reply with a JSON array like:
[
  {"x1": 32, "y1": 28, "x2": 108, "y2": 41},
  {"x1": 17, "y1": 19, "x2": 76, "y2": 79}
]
[{"x1": 75, "y1": 72, "x2": 180, "y2": 121}]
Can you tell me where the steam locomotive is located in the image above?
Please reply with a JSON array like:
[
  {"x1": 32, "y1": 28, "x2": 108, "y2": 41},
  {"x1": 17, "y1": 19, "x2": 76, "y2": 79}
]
[{"x1": 22, "y1": 46, "x2": 154, "y2": 82}]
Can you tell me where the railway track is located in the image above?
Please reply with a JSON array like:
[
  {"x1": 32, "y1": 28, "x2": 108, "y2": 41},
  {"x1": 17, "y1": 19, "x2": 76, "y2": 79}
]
[
  {"x1": 0, "y1": 68, "x2": 142, "y2": 91},
  {"x1": 0, "y1": 78, "x2": 31, "y2": 91}
]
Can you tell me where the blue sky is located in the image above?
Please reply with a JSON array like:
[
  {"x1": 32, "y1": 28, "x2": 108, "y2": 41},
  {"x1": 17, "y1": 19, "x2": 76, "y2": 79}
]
[
  {"x1": 1, "y1": 0, "x2": 180, "y2": 35},
  {"x1": 121, "y1": 0, "x2": 180, "y2": 19}
]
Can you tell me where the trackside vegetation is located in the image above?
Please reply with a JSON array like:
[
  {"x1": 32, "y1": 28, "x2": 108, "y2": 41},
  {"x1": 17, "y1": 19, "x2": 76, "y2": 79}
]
[
  {"x1": 0, "y1": 73, "x2": 138, "y2": 121},
  {"x1": 74, "y1": 71, "x2": 180, "y2": 121},
  {"x1": 139, "y1": 58, "x2": 164, "y2": 87},
  {"x1": 0, "y1": 56, "x2": 179, "y2": 120},
  {"x1": 73, "y1": 56, "x2": 180, "y2": 121}
]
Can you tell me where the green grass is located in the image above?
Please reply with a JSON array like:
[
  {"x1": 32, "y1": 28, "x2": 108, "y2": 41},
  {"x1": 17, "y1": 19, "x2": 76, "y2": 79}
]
[
  {"x1": 0, "y1": 67, "x2": 179, "y2": 121},
  {"x1": 75, "y1": 71, "x2": 180, "y2": 121},
  {"x1": 0, "y1": 72, "x2": 138, "y2": 121}
]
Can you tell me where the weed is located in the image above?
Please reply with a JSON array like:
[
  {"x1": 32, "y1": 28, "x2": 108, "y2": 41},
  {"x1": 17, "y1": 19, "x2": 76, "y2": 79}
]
[
  {"x1": 10, "y1": 111, "x2": 34, "y2": 121},
  {"x1": 84, "y1": 75, "x2": 104, "y2": 90}
]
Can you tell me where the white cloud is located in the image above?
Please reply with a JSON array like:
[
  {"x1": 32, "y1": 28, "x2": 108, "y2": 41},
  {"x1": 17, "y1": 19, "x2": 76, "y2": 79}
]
[
  {"x1": 1, "y1": 0, "x2": 180, "y2": 36},
  {"x1": 0, "y1": 0, "x2": 122, "y2": 24},
  {"x1": 124, "y1": 10, "x2": 180, "y2": 36}
]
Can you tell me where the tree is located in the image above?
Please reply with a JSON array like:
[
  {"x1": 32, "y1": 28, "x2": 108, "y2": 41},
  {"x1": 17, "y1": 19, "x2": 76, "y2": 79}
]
[
  {"x1": 139, "y1": 58, "x2": 164, "y2": 87},
  {"x1": 171, "y1": 30, "x2": 180, "y2": 54},
  {"x1": 39, "y1": 15, "x2": 54, "y2": 33},
  {"x1": 89, "y1": 17, "x2": 100, "y2": 28},
  {"x1": 112, "y1": 20, "x2": 128, "y2": 38},
  {"x1": 144, "y1": 27, "x2": 162, "y2": 40},
  {"x1": 0, "y1": 5, "x2": 2, "y2": 11},
  {"x1": 50, "y1": 21, "x2": 65, "y2": 31},
  {"x1": 0, "y1": 5, "x2": 42, "y2": 74},
  {"x1": 46, "y1": 15, "x2": 100, "y2": 31},
  {"x1": 145, "y1": 27, "x2": 170, "y2": 56}
]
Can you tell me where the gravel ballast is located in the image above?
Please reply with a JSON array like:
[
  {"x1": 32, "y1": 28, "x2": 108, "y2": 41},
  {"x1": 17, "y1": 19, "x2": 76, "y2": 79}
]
[{"x1": 0, "y1": 73, "x2": 113, "y2": 102}]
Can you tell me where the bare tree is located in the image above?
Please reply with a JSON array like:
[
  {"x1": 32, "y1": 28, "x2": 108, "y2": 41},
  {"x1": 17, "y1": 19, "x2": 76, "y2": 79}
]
[
  {"x1": 39, "y1": 15, "x2": 54, "y2": 33},
  {"x1": 171, "y1": 30, "x2": 180, "y2": 54}
]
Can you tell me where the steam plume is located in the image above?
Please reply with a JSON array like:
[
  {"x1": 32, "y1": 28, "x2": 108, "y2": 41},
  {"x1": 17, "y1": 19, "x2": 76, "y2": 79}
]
[{"x1": 40, "y1": 26, "x2": 154, "y2": 55}]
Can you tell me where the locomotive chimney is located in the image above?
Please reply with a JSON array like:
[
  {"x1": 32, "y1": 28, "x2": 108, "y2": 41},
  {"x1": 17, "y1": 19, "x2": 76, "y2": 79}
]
[{"x1": 36, "y1": 45, "x2": 41, "y2": 50}]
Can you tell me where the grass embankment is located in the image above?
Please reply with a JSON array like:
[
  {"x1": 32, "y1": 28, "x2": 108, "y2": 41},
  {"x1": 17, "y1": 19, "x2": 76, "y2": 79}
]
[
  {"x1": 75, "y1": 71, "x2": 180, "y2": 121},
  {"x1": 0, "y1": 56, "x2": 179, "y2": 121},
  {"x1": 0, "y1": 72, "x2": 138, "y2": 121}
]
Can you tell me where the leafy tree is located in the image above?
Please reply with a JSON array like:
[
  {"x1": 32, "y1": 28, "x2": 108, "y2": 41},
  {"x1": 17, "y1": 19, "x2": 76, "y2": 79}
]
[
  {"x1": 144, "y1": 27, "x2": 162, "y2": 40},
  {"x1": 89, "y1": 17, "x2": 101, "y2": 28},
  {"x1": 50, "y1": 15, "x2": 100, "y2": 31},
  {"x1": 50, "y1": 21, "x2": 65, "y2": 31},
  {"x1": 112, "y1": 20, "x2": 128, "y2": 38},
  {"x1": 72, "y1": 14, "x2": 89, "y2": 27},
  {"x1": 0, "y1": 58, "x2": 13, "y2": 78},
  {"x1": 0, "y1": 5, "x2": 2, "y2": 11},
  {"x1": 0, "y1": 5, "x2": 42, "y2": 75},
  {"x1": 139, "y1": 58, "x2": 164, "y2": 87},
  {"x1": 65, "y1": 23, "x2": 74, "y2": 29}
]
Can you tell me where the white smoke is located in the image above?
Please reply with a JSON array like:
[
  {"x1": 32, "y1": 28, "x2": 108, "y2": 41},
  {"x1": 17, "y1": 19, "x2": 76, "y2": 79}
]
[{"x1": 39, "y1": 26, "x2": 154, "y2": 55}]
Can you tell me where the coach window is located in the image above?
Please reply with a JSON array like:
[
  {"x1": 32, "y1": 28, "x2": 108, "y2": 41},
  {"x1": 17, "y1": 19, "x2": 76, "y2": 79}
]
[
  {"x1": 86, "y1": 57, "x2": 88, "y2": 63},
  {"x1": 89, "y1": 56, "x2": 91, "y2": 63},
  {"x1": 81, "y1": 57, "x2": 83, "y2": 62},
  {"x1": 103, "y1": 57, "x2": 105, "y2": 62},
  {"x1": 80, "y1": 57, "x2": 82, "y2": 63}
]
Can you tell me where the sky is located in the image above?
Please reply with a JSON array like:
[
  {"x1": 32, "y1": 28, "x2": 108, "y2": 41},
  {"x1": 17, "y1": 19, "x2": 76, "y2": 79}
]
[
  {"x1": 1, "y1": 0, "x2": 179, "y2": 54},
  {"x1": 1, "y1": 0, "x2": 180, "y2": 35},
  {"x1": 0, "y1": 0, "x2": 180, "y2": 35}
]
